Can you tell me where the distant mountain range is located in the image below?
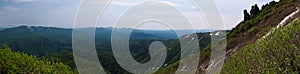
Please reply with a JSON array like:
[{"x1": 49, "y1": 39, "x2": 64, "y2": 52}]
[
  {"x1": 0, "y1": 26, "x2": 216, "y2": 54},
  {"x1": 0, "y1": 25, "x2": 216, "y2": 40},
  {"x1": 0, "y1": 28, "x2": 5, "y2": 31},
  {"x1": 0, "y1": 25, "x2": 218, "y2": 73}
]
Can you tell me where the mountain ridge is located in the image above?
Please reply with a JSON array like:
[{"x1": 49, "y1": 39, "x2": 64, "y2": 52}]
[
  {"x1": 0, "y1": 25, "x2": 218, "y2": 73},
  {"x1": 210, "y1": 0, "x2": 300, "y2": 73},
  {"x1": 156, "y1": 0, "x2": 300, "y2": 73}
]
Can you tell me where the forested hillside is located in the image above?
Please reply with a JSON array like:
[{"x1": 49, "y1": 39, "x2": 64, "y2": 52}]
[{"x1": 0, "y1": 25, "x2": 215, "y2": 73}]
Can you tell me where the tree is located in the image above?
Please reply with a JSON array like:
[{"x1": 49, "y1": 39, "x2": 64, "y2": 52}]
[
  {"x1": 269, "y1": 1, "x2": 278, "y2": 6},
  {"x1": 243, "y1": 9, "x2": 251, "y2": 21},
  {"x1": 0, "y1": 46, "x2": 77, "y2": 74},
  {"x1": 250, "y1": 4, "x2": 260, "y2": 16},
  {"x1": 262, "y1": 3, "x2": 269, "y2": 9}
]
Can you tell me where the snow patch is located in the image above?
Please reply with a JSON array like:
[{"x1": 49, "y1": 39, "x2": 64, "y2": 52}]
[
  {"x1": 277, "y1": 7, "x2": 300, "y2": 28},
  {"x1": 180, "y1": 65, "x2": 187, "y2": 71},
  {"x1": 215, "y1": 31, "x2": 221, "y2": 35},
  {"x1": 191, "y1": 38, "x2": 195, "y2": 40},
  {"x1": 184, "y1": 35, "x2": 190, "y2": 39},
  {"x1": 164, "y1": 64, "x2": 168, "y2": 67},
  {"x1": 263, "y1": 7, "x2": 300, "y2": 39}
]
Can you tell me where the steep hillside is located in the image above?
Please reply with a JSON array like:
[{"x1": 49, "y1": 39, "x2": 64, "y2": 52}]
[
  {"x1": 154, "y1": 31, "x2": 229, "y2": 74},
  {"x1": 222, "y1": 0, "x2": 300, "y2": 73},
  {"x1": 226, "y1": 0, "x2": 300, "y2": 55},
  {"x1": 158, "y1": 0, "x2": 300, "y2": 73},
  {"x1": 201, "y1": 0, "x2": 300, "y2": 73},
  {"x1": 222, "y1": 18, "x2": 300, "y2": 74}
]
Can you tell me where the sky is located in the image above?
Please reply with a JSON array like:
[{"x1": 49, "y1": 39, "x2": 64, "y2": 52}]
[{"x1": 0, "y1": 0, "x2": 279, "y2": 30}]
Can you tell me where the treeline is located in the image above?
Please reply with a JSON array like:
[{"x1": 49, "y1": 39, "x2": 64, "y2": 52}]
[{"x1": 243, "y1": 1, "x2": 279, "y2": 21}]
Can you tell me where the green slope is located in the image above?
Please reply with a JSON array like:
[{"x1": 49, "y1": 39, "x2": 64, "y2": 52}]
[
  {"x1": 156, "y1": 0, "x2": 300, "y2": 73},
  {"x1": 221, "y1": 0, "x2": 300, "y2": 73},
  {"x1": 221, "y1": 19, "x2": 300, "y2": 74}
]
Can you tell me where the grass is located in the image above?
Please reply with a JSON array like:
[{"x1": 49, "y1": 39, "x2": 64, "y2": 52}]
[
  {"x1": 143, "y1": 0, "x2": 299, "y2": 73},
  {"x1": 227, "y1": 0, "x2": 297, "y2": 50},
  {"x1": 221, "y1": 19, "x2": 300, "y2": 73}
]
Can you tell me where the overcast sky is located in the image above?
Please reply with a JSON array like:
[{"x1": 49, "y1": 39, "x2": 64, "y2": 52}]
[{"x1": 0, "y1": 0, "x2": 279, "y2": 30}]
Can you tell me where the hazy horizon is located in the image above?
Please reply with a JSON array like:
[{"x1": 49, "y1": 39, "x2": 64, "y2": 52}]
[
  {"x1": 0, "y1": 25, "x2": 229, "y2": 31},
  {"x1": 0, "y1": 0, "x2": 279, "y2": 30}
]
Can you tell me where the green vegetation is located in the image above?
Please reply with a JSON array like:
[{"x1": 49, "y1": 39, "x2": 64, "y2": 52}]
[
  {"x1": 227, "y1": 0, "x2": 298, "y2": 50},
  {"x1": 0, "y1": 26, "x2": 191, "y2": 73},
  {"x1": 154, "y1": 61, "x2": 179, "y2": 74},
  {"x1": 221, "y1": 0, "x2": 300, "y2": 73},
  {"x1": 0, "y1": 44, "x2": 76, "y2": 74},
  {"x1": 221, "y1": 20, "x2": 300, "y2": 73},
  {"x1": 154, "y1": 33, "x2": 215, "y2": 73}
]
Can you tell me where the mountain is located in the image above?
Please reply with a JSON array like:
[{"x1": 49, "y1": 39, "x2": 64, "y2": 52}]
[
  {"x1": 0, "y1": 28, "x2": 5, "y2": 31},
  {"x1": 0, "y1": 26, "x2": 214, "y2": 44},
  {"x1": 2, "y1": 0, "x2": 296, "y2": 73},
  {"x1": 0, "y1": 25, "x2": 217, "y2": 73},
  {"x1": 97, "y1": 27, "x2": 215, "y2": 40},
  {"x1": 157, "y1": 0, "x2": 300, "y2": 73},
  {"x1": 222, "y1": 17, "x2": 300, "y2": 74},
  {"x1": 0, "y1": 26, "x2": 72, "y2": 56},
  {"x1": 0, "y1": 26, "x2": 215, "y2": 55},
  {"x1": 210, "y1": 0, "x2": 300, "y2": 73},
  {"x1": 0, "y1": 26, "x2": 179, "y2": 72},
  {"x1": 221, "y1": 0, "x2": 300, "y2": 73}
]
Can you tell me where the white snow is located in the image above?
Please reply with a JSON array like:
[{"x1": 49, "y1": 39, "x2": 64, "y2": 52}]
[
  {"x1": 184, "y1": 35, "x2": 190, "y2": 38},
  {"x1": 164, "y1": 64, "x2": 168, "y2": 67},
  {"x1": 263, "y1": 7, "x2": 300, "y2": 39},
  {"x1": 215, "y1": 31, "x2": 221, "y2": 35},
  {"x1": 191, "y1": 38, "x2": 195, "y2": 40},
  {"x1": 180, "y1": 65, "x2": 187, "y2": 71},
  {"x1": 277, "y1": 7, "x2": 300, "y2": 28}
]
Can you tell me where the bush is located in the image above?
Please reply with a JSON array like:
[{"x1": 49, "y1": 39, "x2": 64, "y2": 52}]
[{"x1": 0, "y1": 45, "x2": 76, "y2": 74}]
